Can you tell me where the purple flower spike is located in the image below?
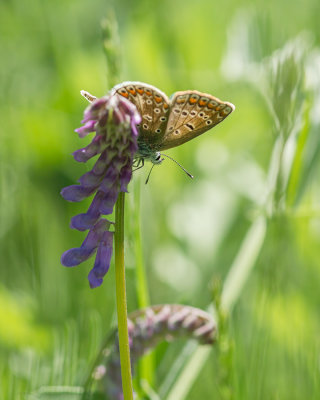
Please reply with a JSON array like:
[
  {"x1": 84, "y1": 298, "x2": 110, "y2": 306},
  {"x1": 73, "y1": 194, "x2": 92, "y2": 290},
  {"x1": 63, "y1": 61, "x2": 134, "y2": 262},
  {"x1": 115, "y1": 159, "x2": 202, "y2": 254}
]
[
  {"x1": 61, "y1": 90, "x2": 140, "y2": 288},
  {"x1": 88, "y1": 231, "x2": 114, "y2": 288}
]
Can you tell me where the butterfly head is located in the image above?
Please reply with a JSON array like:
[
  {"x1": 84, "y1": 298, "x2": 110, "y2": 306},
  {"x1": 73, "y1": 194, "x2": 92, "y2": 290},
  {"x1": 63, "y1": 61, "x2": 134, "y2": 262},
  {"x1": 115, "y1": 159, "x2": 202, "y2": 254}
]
[
  {"x1": 136, "y1": 139, "x2": 163, "y2": 164},
  {"x1": 150, "y1": 151, "x2": 163, "y2": 165}
]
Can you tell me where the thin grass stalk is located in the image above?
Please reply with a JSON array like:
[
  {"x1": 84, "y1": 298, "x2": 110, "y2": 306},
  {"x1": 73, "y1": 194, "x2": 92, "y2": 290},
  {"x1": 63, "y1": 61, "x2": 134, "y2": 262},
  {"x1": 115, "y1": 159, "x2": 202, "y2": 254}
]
[
  {"x1": 286, "y1": 104, "x2": 311, "y2": 208},
  {"x1": 134, "y1": 178, "x2": 150, "y2": 308},
  {"x1": 133, "y1": 177, "x2": 155, "y2": 388},
  {"x1": 114, "y1": 192, "x2": 133, "y2": 400},
  {"x1": 221, "y1": 215, "x2": 267, "y2": 311},
  {"x1": 101, "y1": 13, "x2": 121, "y2": 88}
]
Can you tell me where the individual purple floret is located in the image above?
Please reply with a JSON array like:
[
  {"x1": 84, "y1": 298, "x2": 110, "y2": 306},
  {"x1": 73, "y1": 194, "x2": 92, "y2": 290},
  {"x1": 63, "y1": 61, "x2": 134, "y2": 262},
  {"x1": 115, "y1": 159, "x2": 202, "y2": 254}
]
[
  {"x1": 61, "y1": 219, "x2": 111, "y2": 267},
  {"x1": 61, "y1": 92, "x2": 141, "y2": 288}
]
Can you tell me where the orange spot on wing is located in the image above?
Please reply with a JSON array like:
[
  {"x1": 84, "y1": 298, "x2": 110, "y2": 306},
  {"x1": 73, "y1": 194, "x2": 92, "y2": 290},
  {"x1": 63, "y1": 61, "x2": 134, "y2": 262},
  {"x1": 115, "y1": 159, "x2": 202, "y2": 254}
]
[
  {"x1": 145, "y1": 89, "x2": 152, "y2": 96},
  {"x1": 199, "y1": 99, "x2": 208, "y2": 107},
  {"x1": 207, "y1": 103, "x2": 215, "y2": 109},
  {"x1": 119, "y1": 91, "x2": 129, "y2": 98},
  {"x1": 128, "y1": 88, "x2": 136, "y2": 95},
  {"x1": 189, "y1": 97, "x2": 198, "y2": 104},
  {"x1": 137, "y1": 88, "x2": 144, "y2": 94},
  {"x1": 163, "y1": 103, "x2": 169, "y2": 109},
  {"x1": 154, "y1": 95, "x2": 162, "y2": 103},
  {"x1": 176, "y1": 97, "x2": 186, "y2": 104},
  {"x1": 216, "y1": 105, "x2": 224, "y2": 111}
]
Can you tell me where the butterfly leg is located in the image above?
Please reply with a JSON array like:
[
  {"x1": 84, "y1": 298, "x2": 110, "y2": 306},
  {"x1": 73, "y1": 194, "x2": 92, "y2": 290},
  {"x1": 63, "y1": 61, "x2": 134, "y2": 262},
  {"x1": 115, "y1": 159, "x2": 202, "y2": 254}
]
[
  {"x1": 132, "y1": 157, "x2": 144, "y2": 172},
  {"x1": 133, "y1": 157, "x2": 142, "y2": 168}
]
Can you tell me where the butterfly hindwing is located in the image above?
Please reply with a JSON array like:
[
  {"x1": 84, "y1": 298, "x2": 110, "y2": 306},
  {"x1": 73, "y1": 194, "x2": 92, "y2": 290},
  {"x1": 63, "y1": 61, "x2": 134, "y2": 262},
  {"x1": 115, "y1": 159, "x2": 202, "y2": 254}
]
[
  {"x1": 111, "y1": 82, "x2": 170, "y2": 149},
  {"x1": 160, "y1": 90, "x2": 235, "y2": 151}
]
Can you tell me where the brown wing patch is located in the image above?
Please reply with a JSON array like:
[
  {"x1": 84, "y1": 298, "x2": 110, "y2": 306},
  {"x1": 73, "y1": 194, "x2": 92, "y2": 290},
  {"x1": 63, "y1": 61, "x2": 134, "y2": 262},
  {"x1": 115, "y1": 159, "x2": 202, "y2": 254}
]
[
  {"x1": 111, "y1": 82, "x2": 170, "y2": 148},
  {"x1": 160, "y1": 90, "x2": 235, "y2": 151}
]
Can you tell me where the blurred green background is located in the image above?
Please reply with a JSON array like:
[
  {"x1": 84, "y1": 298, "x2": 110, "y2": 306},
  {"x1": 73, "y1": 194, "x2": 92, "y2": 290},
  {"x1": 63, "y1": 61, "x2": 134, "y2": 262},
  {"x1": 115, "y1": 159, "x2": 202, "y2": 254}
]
[{"x1": 1, "y1": 0, "x2": 320, "y2": 399}]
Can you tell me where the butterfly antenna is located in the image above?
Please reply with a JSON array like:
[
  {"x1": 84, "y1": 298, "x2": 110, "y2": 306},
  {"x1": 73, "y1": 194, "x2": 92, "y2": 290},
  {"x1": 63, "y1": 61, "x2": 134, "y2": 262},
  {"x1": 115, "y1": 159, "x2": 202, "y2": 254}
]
[
  {"x1": 161, "y1": 153, "x2": 194, "y2": 179},
  {"x1": 145, "y1": 164, "x2": 156, "y2": 184}
]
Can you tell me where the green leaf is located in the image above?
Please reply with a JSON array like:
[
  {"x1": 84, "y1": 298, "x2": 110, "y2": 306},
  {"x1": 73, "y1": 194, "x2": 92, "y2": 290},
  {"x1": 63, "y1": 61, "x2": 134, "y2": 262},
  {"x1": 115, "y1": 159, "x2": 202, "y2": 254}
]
[{"x1": 221, "y1": 216, "x2": 267, "y2": 312}]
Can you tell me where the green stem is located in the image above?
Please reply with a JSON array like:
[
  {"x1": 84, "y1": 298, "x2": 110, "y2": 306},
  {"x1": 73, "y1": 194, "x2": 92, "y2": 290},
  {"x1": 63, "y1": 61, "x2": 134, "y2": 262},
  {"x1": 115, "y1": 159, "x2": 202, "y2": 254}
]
[
  {"x1": 114, "y1": 191, "x2": 133, "y2": 400},
  {"x1": 133, "y1": 177, "x2": 154, "y2": 388},
  {"x1": 134, "y1": 177, "x2": 150, "y2": 308}
]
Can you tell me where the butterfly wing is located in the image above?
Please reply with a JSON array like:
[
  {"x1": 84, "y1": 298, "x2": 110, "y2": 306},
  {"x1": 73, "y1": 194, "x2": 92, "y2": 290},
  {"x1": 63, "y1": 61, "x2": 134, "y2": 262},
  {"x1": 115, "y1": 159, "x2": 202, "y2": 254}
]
[
  {"x1": 111, "y1": 82, "x2": 170, "y2": 149},
  {"x1": 159, "y1": 90, "x2": 235, "y2": 151}
]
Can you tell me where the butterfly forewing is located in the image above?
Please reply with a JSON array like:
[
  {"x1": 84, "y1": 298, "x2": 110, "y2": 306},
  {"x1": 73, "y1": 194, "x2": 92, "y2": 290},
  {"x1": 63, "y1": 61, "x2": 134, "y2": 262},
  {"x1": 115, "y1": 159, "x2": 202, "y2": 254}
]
[
  {"x1": 160, "y1": 90, "x2": 235, "y2": 151},
  {"x1": 111, "y1": 82, "x2": 170, "y2": 148}
]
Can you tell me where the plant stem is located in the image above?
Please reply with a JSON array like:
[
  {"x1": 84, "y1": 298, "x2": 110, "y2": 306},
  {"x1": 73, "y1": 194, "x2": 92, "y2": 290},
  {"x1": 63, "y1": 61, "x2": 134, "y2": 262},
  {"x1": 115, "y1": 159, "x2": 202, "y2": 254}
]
[
  {"x1": 134, "y1": 178, "x2": 150, "y2": 308},
  {"x1": 114, "y1": 191, "x2": 133, "y2": 400},
  {"x1": 133, "y1": 177, "x2": 155, "y2": 388}
]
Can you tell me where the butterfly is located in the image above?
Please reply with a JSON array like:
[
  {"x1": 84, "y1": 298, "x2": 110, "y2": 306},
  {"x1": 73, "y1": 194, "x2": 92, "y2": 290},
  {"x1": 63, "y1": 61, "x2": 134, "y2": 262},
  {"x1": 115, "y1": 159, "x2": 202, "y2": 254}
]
[{"x1": 81, "y1": 82, "x2": 235, "y2": 177}]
